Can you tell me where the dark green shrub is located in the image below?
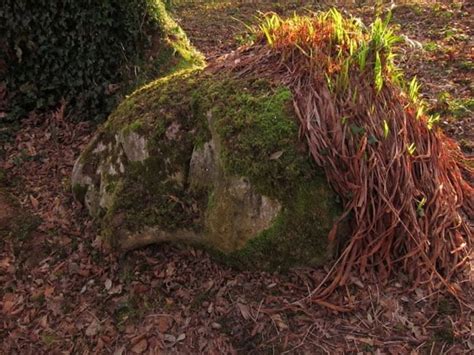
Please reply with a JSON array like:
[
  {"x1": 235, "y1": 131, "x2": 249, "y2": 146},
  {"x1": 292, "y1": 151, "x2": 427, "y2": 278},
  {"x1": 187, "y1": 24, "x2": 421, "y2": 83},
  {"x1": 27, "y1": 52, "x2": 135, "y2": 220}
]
[{"x1": 0, "y1": 0, "x2": 202, "y2": 121}]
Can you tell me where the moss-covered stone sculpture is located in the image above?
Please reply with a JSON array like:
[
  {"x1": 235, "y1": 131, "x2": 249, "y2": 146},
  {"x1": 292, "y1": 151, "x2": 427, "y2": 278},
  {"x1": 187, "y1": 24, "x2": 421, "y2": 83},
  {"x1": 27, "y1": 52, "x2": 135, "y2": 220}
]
[{"x1": 72, "y1": 69, "x2": 344, "y2": 270}]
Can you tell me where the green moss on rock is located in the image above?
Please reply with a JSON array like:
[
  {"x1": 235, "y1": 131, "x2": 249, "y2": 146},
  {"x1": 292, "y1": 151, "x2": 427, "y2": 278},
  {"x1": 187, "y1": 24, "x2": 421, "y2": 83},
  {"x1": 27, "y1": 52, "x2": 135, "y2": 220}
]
[
  {"x1": 197, "y1": 77, "x2": 342, "y2": 270},
  {"x1": 205, "y1": 78, "x2": 318, "y2": 200},
  {"x1": 74, "y1": 69, "x2": 345, "y2": 270},
  {"x1": 226, "y1": 179, "x2": 340, "y2": 270},
  {"x1": 100, "y1": 71, "x2": 212, "y2": 246}
]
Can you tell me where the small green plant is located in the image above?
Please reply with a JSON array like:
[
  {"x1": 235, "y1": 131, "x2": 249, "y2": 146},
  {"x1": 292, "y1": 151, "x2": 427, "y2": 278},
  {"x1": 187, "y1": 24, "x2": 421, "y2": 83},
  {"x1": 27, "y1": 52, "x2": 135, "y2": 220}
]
[
  {"x1": 455, "y1": 61, "x2": 473, "y2": 71},
  {"x1": 427, "y1": 114, "x2": 440, "y2": 130},
  {"x1": 254, "y1": 9, "x2": 404, "y2": 94},
  {"x1": 357, "y1": 43, "x2": 369, "y2": 71},
  {"x1": 382, "y1": 120, "x2": 390, "y2": 138},
  {"x1": 41, "y1": 332, "x2": 57, "y2": 347},
  {"x1": 374, "y1": 51, "x2": 383, "y2": 92},
  {"x1": 434, "y1": 93, "x2": 473, "y2": 119},
  {"x1": 423, "y1": 42, "x2": 439, "y2": 52},
  {"x1": 369, "y1": 14, "x2": 402, "y2": 91},
  {"x1": 449, "y1": 98, "x2": 474, "y2": 118},
  {"x1": 416, "y1": 196, "x2": 427, "y2": 217},
  {"x1": 408, "y1": 77, "x2": 421, "y2": 103}
]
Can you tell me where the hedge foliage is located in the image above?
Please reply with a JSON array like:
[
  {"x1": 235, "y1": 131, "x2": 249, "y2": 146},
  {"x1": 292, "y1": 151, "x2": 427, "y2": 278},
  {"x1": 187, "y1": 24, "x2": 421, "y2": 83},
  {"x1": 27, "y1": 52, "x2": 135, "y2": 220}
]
[{"x1": 0, "y1": 0, "x2": 202, "y2": 121}]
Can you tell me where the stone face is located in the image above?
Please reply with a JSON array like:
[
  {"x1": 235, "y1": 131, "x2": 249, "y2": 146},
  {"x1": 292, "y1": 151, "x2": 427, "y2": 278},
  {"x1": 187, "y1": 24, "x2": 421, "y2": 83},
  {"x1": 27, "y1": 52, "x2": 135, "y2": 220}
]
[{"x1": 72, "y1": 70, "x2": 345, "y2": 270}]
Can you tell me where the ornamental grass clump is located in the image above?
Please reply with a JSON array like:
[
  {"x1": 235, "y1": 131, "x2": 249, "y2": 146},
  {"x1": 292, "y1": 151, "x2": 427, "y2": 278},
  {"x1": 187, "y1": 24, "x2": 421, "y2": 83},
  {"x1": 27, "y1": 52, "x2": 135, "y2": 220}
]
[{"x1": 212, "y1": 9, "x2": 473, "y2": 303}]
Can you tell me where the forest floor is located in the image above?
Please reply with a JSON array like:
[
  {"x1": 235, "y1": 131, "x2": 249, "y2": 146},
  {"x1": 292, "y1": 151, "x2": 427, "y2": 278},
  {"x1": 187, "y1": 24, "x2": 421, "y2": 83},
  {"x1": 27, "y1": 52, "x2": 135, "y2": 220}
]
[{"x1": 0, "y1": 1, "x2": 472, "y2": 353}]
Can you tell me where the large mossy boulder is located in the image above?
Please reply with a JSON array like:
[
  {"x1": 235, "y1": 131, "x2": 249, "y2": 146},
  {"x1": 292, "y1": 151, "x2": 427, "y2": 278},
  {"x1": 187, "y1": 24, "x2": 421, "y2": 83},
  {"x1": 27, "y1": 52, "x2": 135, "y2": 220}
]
[{"x1": 72, "y1": 70, "x2": 344, "y2": 270}]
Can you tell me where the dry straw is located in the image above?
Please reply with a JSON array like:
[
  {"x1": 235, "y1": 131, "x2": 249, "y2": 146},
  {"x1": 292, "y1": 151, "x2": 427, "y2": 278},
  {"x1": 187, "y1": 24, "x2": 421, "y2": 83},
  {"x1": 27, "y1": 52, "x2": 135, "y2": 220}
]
[{"x1": 212, "y1": 9, "x2": 473, "y2": 306}]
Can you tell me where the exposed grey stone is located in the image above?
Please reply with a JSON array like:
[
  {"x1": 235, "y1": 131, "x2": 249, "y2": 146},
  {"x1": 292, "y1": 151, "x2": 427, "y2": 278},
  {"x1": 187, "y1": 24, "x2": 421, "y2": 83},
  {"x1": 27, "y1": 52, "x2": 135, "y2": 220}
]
[
  {"x1": 118, "y1": 131, "x2": 149, "y2": 162},
  {"x1": 189, "y1": 141, "x2": 218, "y2": 189}
]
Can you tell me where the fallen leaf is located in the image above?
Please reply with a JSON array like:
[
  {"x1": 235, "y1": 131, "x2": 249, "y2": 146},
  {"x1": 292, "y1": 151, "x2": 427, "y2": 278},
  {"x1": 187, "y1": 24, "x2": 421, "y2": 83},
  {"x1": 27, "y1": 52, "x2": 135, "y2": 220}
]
[
  {"x1": 367, "y1": 313, "x2": 373, "y2": 324},
  {"x1": 0, "y1": 257, "x2": 11, "y2": 270},
  {"x1": 113, "y1": 346, "x2": 126, "y2": 355},
  {"x1": 163, "y1": 334, "x2": 176, "y2": 343},
  {"x1": 131, "y1": 338, "x2": 148, "y2": 353},
  {"x1": 157, "y1": 317, "x2": 171, "y2": 333},
  {"x1": 29, "y1": 194, "x2": 39, "y2": 209},
  {"x1": 44, "y1": 286, "x2": 54, "y2": 298},
  {"x1": 39, "y1": 315, "x2": 49, "y2": 328},
  {"x1": 165, "y1": 263, "x2": 176, "y2": 277},
  {"x1": 251, "y1": 323, "x2": 264, "y2": 337},
  {"x1": 85, "y1": 319, "x2": 100, "y2": 337},
  {"x1": 2, "y1": 293, "x2": 16, "y2": 314},
  {"x1": 269, "y1": 150, "x2": 284, "y2": 160},
  {"x1": 270, "y1": 314, "x2": 288, "y2": 331},
  {"x1": 237, "y1": 302, "x2": 251, "y2": 320},
  {"x1": 108, "y1": 284, "x2": 123, "y2": 295}
]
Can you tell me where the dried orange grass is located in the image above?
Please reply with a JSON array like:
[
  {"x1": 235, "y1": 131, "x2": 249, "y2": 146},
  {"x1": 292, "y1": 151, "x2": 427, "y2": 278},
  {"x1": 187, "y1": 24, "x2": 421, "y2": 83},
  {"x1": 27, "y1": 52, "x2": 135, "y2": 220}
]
[{"x1": 211, "y1": 11, "x2": 473, "y2": 304}]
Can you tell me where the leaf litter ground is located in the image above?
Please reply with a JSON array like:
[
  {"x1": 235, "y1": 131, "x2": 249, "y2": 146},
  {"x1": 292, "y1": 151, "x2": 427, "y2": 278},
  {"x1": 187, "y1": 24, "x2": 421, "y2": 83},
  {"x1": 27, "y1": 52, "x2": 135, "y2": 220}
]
[{"x1": 1, "y1": 1, "x2": 473, "y2": 353}]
